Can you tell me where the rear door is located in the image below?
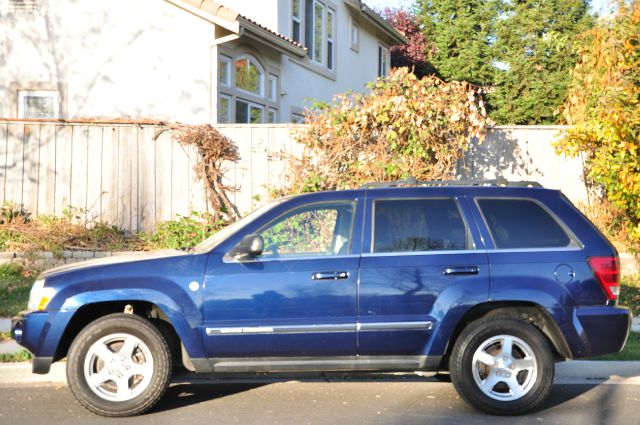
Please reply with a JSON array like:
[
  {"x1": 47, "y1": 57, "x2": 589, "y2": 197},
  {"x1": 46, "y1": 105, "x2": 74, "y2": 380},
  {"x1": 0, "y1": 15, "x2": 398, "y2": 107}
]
[{"x1": 357, "y1": 190, "x2": 490, "y2": 357}]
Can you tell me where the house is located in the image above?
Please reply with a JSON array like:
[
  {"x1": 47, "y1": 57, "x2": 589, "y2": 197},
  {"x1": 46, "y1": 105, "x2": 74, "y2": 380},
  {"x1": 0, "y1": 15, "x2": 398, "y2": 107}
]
[{"x1": 0, "y1": 0, "x2": 405, "y2": 124}]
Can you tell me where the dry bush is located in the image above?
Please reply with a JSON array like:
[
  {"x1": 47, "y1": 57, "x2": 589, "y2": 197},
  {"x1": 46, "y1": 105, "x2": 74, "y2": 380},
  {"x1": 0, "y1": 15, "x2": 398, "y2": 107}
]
[
  {"x1": 0, "y1": 204, "x2": 136, "y2": 253},
  {"x1": 289, "y1": 68, "x2": 492, "y2": 192},
  {"x1": 576, "y1": 198, "x2": 638, "y2": 252},
  {"x1": 157, "y1": 124, "x2": 240, "y2": 222}
]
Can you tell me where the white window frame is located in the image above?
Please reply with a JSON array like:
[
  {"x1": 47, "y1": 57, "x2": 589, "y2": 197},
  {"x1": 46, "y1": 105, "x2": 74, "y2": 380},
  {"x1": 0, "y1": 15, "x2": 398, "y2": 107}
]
[
  {"x1": 291, "y1": 113, "x2": 305, "y2": 124},
  {"x1": 218, "y1": 94, "x2": 232, "y2": 123},
  {"x1": 350, "y1": 18, "x2": 360, "y2": 52},
  {"x1": 267, "y1": 108, "x2": 278, "y2": 123},
  {"x1": 235, "y1": 55, "x2": 266, "y2": 98},
  {"x1": 219, "y1": 55, "x2": 232, "y2": 87},
  {"x1": 302, "y1": 0, "x2": 336, "y2": 71},
  {"x1": 17, "y1": 90, "x2": 59, "y2": 119},
  {"x1": 9, "y1": 0, "x2": 37, "y2": 14},
  {"x1": 292, "y1": 0, "x2": 302, "y2": 43},
  {"x1": 378, "y1": 45, "x2": 389, "y2": 78},
  {"x1": 268, "y1": 74, "x2": 278, "y2": 102},
  {"x1": 311, "y1": 1, "x2": 325, "y2": 64},
  {"x1": 327, "y1": 9, "x2": 335, "y2": 70},
  {"x1": 217, "y1": 51, "x2": 282, "y2": 124},
  {"x1": 235, "y1": 99, "x2": 265, "y2": 124}
]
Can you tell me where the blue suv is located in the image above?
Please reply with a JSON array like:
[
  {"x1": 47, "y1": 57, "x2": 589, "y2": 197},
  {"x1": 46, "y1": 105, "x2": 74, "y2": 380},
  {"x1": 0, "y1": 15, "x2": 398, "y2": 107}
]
[{"x1": 12, "y1": 181, "x2": 630, "y2": 416}]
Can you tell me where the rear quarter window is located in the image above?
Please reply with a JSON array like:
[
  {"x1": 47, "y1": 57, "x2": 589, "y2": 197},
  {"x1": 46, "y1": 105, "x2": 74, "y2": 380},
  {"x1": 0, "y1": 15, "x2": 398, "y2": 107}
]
[{"x1": 477, "y1": 198, "x2": 574, "y2": 249}]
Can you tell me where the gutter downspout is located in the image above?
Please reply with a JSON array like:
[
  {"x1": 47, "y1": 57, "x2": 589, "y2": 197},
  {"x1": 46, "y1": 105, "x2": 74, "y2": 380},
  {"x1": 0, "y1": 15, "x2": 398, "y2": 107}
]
[{"x1": 210, "y1": 27, "x2": 241, "y2": 124}]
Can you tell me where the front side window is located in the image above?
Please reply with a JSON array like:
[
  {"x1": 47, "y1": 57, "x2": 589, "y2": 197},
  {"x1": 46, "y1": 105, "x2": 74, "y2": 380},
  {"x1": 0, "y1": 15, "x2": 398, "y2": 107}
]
[
  {"x1": 18, "y1": 90, "x2": 59, "y2": 119},
  {"x1": 373, "y1": 199, "x2": 469, "y2": 253},
  {"x1": 259, "y1": 203, "x2": 355, "y2": 258},
  {"x1": 478, "y1": 199, "x2": 574, "y2": 249}
]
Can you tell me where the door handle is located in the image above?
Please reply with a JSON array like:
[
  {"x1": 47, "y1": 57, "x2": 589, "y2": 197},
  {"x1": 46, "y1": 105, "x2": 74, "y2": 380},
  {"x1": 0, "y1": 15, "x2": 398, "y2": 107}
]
[
  {"x1": 312, "y1": 271, "x2": 349, "y2": 280},
  {"x1": 442, "y1": 266, "x2": 479, "y2": 276}
]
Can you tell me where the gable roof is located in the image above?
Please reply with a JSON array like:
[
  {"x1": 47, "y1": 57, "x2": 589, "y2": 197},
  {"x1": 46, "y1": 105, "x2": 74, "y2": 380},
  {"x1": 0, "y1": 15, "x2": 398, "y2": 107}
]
[
  {"x1": 164, "y1": 0, "x2": 307, "y2": 57},
  {"x1": 345, "y1": 0, "x2": 407, "y2": 45}
]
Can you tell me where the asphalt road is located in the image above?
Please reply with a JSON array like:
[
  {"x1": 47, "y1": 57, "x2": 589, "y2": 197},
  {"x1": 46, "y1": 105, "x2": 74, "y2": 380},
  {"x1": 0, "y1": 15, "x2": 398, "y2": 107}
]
[{"x1": 1, "y1": 379, "x2": 639, "y2": 425}]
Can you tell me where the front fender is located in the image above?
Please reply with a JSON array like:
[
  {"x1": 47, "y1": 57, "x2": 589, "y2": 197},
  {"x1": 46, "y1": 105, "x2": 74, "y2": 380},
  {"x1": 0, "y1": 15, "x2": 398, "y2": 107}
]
[{"x1": 57, "y1": 288, "x2": 205, "y2": 358}]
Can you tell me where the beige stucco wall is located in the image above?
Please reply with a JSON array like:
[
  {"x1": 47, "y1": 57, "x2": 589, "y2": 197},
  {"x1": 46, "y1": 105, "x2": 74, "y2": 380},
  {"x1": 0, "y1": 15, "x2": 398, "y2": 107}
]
[{"x1": 0, "y1": 0, "x2": 215, "y2": 123}]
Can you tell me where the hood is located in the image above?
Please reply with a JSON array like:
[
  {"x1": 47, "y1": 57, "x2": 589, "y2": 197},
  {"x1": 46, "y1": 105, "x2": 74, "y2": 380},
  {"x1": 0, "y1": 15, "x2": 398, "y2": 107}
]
[{"x1": 41, "y1": 250, "x2": 189, "y2": 278}]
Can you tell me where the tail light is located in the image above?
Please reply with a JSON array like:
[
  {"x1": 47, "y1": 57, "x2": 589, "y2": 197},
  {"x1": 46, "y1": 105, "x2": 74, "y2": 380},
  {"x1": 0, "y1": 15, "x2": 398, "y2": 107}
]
[{"x1": 588, "y1": 256, "x2": 620, "y2": 301}]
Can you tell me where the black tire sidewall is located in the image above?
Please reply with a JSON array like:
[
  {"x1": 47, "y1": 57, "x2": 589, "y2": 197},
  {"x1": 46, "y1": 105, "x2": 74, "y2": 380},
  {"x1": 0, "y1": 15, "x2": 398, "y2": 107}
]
[
  {"x1": 450, "y1": 318, "x2": 554, "y2": 415},
  {"x1": 66, "y1": 313, "x2": 172, "y2": 417}
]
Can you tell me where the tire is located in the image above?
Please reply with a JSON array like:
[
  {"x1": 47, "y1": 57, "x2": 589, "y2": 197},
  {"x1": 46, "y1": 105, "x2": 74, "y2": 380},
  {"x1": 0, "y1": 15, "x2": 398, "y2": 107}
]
[
  {"x1": 66, "y1": 313, "x2": 173, "y2": 417},
  {"x1": 449, "y1": 317, "x2": 554, "y2": 415}
]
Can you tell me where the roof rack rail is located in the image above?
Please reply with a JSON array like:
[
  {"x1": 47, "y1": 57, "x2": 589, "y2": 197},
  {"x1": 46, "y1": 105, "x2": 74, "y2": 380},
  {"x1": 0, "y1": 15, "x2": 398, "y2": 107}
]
[{"x1": 358, "y1": 178, "x2": 543, "y2": 189}]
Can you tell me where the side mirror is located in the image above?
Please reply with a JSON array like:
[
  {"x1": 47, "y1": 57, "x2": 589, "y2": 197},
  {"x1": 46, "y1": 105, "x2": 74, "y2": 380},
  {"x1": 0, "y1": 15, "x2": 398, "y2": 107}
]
[{"x1": 228, "y1": 234, "x2": 264, "y2": 261}]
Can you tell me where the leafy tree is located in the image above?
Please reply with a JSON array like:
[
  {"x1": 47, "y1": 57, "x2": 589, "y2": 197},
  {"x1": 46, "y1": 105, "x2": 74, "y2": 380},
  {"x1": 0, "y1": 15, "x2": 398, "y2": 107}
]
[
  {"x1": 491, "y1": 0, "x2": 594, "y2": 124},
  {"x1": 381, "y1": 7, "x2": 436, "y2": 78},
  {"x1": 417, "y1": 0, "x2": 593, "y2": 125},
  {"x1": 290, "y1": 68, "x2": 492, "y2": 192},
  {"x1": 418, "y1": 0, "x2": 497, "y2": 86},
  {"x1": 556, "y1": 0, "x2": 640, "y2": 246}
]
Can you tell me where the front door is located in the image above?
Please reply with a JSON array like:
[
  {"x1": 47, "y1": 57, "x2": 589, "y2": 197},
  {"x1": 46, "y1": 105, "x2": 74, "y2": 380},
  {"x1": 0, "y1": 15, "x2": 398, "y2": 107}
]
[{"x1": 202, "y1": 198, "x2": 362, "y2": 360}]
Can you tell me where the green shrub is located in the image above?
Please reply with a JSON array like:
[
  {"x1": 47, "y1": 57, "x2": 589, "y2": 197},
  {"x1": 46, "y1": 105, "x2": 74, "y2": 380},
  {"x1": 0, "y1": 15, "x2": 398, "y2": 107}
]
[
  {"x1": 0, "y1": 263, "x2": 33, "y2": 316},
  {"x1": 140, "y1": 212, "x2": 227, "y2": 250}
]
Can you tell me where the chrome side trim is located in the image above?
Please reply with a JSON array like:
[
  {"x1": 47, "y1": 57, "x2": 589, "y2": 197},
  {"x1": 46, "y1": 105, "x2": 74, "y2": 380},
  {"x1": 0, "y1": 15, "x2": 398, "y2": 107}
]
[
  {"x1": 206, "y1": 323, "x2": 355, "y2": 336},
  {"x1": 484, "y1": 247, "x2": 583, "y2": 253},
  {"x1": 361, "y1": 250, "x2": 479, "y2": 258},
  {"x1": 223, "y1": 254, "x2": 360, "y2": 264},
  {"x1": 358, "y1": 321, "x2": 433, "y2": 331},
  {"x1": 206, "y1": 321, "x2": 433, "y2": 336}
]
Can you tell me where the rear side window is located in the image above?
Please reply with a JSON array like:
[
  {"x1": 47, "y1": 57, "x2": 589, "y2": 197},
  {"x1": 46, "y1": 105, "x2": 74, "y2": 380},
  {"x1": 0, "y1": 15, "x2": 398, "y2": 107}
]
[
  {"x1": 477, "y1": 199, "x2": 572, "y2": 249},
  {"x1": 373, "y1": 199, "x2": 469, "y2": 253}
]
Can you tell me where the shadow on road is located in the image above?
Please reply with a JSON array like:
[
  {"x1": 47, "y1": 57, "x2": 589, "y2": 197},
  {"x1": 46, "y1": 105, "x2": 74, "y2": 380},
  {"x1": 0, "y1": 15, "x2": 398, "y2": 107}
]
[
  {"x1": 150, "y1": 383, "x2": 267, "y2": 414},
  {"x1": 540, "y1": 384, "x2": 597, "y2": 411},
  {"x1": 148, "y1": 374, "x2": 600, "y2": 418}
]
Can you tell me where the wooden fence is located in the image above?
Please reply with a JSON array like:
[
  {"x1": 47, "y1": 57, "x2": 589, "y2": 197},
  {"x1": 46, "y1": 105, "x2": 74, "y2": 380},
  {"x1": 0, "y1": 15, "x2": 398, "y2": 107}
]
[{"x1": 0, "y1": 120, "x2": 587, "y2": 233}]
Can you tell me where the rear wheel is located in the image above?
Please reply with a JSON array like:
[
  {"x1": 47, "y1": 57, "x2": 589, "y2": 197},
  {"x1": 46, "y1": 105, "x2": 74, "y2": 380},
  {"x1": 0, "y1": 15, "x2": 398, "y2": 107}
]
[
  {"x1": 66, "y1": 313, "x2": 173, "y2": 417},
  {"x1": 449, "y1": 317, "x2": 554, "y2": 415}
]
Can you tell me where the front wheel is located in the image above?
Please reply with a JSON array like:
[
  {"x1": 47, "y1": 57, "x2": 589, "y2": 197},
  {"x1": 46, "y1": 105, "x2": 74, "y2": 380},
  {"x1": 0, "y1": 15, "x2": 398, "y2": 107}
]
[
  {"x1": 449, "y1": 317, "x2": 554, "y2": 415},
  {"x1": 66, "y1": 313, "x2": 173, "y2": 417}
]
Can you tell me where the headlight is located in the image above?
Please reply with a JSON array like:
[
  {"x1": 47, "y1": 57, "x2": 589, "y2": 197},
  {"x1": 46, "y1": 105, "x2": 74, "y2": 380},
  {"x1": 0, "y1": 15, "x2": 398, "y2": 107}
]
[{"x1": 27, "y1": 279, "x2": 55, "y2": 311}]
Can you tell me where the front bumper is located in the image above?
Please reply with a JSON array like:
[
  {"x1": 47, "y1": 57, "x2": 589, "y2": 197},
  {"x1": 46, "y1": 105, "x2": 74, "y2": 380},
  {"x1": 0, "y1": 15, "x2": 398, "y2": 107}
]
[{"x1": 12, "y1": 311, "x2": 58, "y2": 374}]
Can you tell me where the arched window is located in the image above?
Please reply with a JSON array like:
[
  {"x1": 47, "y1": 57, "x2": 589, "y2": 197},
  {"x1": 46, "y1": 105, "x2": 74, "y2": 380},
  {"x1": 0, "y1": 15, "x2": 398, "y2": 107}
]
[
  {"x1": 217, "y1": 52, "x2": 279, "y2": 124},
  {"x1": 235, "y1": 55, "x2": 264, "y2": 97}
]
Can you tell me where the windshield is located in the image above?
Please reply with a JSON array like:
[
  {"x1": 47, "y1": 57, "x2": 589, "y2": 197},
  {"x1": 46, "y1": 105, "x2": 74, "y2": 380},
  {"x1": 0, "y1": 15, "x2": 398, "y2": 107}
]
[{"x1": 192, "y1": 198, "x2": 287, "y2": 254}]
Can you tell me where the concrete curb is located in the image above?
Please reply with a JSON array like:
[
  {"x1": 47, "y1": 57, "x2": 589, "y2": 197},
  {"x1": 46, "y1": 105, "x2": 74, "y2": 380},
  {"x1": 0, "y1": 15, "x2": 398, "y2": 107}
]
[{"x1": 1, "y1": 361, "x2": 640, "y2": 386}]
